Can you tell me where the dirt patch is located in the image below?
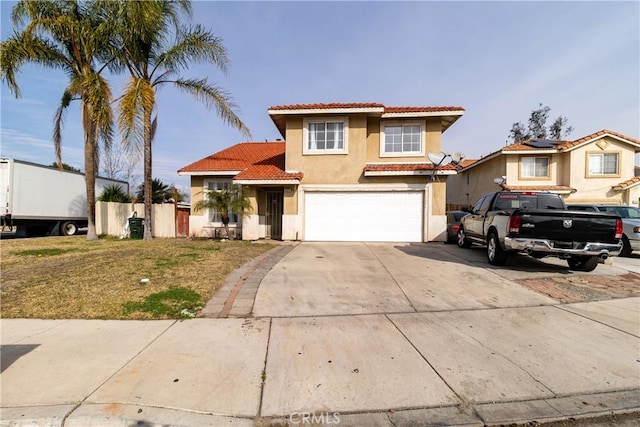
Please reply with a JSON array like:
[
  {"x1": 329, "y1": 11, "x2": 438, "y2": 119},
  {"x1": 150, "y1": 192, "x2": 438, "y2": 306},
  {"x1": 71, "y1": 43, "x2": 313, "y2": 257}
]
[{"x1": 516, "y1": 273, "x2": 640, "y2": 303}]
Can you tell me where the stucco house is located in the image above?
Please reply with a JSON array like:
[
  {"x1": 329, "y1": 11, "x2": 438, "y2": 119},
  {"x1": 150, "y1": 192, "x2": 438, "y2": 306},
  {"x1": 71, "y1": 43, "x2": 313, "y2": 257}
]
[
  {"x1": 447, "y1": 130, "x2": 640, "y2": 210},
  {"x1": 178, "y1": 102, "x2": 465, "y2": 241}
]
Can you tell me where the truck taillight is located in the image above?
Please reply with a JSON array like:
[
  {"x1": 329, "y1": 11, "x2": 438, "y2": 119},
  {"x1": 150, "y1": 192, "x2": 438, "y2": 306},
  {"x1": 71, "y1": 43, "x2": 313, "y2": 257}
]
[
  {"x1": 509, "y1": 214, "x2": 521, "y2": 233},
  {"x1": 615, "y1": 219, "x2": 623, "y2": 239}
]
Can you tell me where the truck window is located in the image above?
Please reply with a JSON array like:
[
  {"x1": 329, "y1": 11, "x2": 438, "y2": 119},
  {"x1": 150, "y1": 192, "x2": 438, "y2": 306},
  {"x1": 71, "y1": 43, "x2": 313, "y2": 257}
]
[{"x1": 537, "y1": 194, "x2": 565, "y2": 209}]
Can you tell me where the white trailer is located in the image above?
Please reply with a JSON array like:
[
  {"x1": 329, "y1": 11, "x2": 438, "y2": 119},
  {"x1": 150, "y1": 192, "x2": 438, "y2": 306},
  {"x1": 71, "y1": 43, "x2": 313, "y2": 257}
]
[{"x1": 0, "y1": 158, "x2": 129, "y2": 236}]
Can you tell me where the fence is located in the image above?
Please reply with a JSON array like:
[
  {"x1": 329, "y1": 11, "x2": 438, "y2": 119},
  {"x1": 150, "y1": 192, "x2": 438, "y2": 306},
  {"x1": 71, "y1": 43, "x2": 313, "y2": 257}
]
[{"x1": 96, "y1": 202, "x2": 178, "y2": 238}]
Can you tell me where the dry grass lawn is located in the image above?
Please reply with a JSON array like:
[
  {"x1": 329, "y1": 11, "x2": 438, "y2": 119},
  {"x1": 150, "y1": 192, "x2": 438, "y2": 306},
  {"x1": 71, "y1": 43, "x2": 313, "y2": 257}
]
[{"x1": 0, "y1": 236, "x2": 275, "y2": 319}]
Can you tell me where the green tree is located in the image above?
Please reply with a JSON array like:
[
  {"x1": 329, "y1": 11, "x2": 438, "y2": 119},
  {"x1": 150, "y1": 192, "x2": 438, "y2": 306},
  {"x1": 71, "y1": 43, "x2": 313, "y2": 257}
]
[
  {"x1": 1, "y1": 0, "x2": 115, "y2": 240},
  {"x1": 508, "y1": 104, "x2": 573, "y2": 143},
  {"x1": 136, "y1": 178, "x2": 174, "y2": 204},
  {"x1": 193, "y1": 186, "x2": 251, "y2": 239},
  {"x1": 111, "y1": 0, "x2": 251, "y2": 240},
  {"x1": 49, "y1": 161, "x2": 81, "y2": 173},
  {"x1": 98, "y1": 184, "x2": 132, "y2": 203}
]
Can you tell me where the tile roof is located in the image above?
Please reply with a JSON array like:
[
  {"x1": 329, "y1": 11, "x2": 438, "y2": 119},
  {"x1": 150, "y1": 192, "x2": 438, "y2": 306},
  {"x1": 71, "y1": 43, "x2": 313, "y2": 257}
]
[
  {"x1": 268, "y1": 103, "x2": 465, "y2": 114},
  {"x1": 503, "y1": 129, "x2": 640, "y2": 152},
  {"x1": 501, "y1": 185, "x2": 576, "y2": 193},
  {"x1": 364, "y1": 163, "x2": 458, "y2": 172},
  {"x1": 383, "y1": 106, "x2": 465, "y2": 113},
  {"x1": 269, "y1": 103, "x2": 384, "y2": 110},
  {"x1": 613, "y1": 176, "x2": 640, "y2": 190},
  {"x1": 178, "y1": 142, "x2": 303, "y2": 181}
]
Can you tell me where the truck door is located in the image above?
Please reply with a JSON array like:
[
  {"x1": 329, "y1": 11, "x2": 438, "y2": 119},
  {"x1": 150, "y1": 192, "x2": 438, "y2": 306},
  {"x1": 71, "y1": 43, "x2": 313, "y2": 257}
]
[{"x1": 467, "y1": 194, "x2": 493, "y2": 238}]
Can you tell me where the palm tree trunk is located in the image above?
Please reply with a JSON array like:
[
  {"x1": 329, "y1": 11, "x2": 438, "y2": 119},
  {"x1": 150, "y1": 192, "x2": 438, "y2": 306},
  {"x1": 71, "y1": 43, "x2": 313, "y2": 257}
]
[
  {"x1": 83, "y1": 100, "x2": 99, "y2": 241},
  {"x1": 142, "y1": 106, "x2": 153, "y2": 240}
]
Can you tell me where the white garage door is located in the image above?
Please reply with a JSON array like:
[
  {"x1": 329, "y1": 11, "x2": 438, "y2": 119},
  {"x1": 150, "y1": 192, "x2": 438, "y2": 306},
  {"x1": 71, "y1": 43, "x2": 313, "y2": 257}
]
[{"x1": 304, "y1": 191, "x2": 424, "y2": 242}]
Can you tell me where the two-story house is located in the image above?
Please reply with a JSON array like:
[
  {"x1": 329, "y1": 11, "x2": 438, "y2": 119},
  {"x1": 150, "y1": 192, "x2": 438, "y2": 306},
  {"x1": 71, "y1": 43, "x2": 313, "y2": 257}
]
[
  {"x1": 178, "y1": 102, "x2": 465, "y2": 242},
  {"x1": 446, "y1": 130, "x2": 640, "y2": 210}
]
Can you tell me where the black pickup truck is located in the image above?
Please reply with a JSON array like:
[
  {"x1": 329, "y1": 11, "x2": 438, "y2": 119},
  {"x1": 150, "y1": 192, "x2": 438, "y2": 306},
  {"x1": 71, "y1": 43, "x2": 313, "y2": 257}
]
[{"x1": 457, "y1": 191, "x2": 623, "y2": 272}]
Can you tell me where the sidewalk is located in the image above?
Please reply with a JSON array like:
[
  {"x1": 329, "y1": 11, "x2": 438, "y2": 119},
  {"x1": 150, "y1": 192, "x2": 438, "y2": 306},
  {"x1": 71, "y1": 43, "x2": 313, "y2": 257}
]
[{"x1": 1, "y1": 244, "x2": 639, "y2": 426}]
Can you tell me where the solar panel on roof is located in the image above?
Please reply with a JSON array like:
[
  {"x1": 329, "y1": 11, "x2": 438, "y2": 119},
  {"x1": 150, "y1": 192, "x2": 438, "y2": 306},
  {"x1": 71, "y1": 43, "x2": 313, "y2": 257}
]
[{"x1": 524, "y1": 139, "x2": 562, "y2": 148}]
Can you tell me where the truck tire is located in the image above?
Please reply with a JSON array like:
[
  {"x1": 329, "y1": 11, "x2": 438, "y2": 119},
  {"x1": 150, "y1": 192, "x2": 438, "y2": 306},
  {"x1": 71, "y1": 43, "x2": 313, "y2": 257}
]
[
  {"x1": 620, "y1": 236, "x2": 632, "y2": 257},
  {"x1": 567, "y1": 256, "x2": 599, "y2": 272},
  {"x1": 487, "y1": 232, "x2": 508, "y2": 266},
  {"x1": 60, "y1": 221, "x2": 78, "y2": 236},
  {"x1": 457, "y1": 227, "x2": 472, "y2": 248}
]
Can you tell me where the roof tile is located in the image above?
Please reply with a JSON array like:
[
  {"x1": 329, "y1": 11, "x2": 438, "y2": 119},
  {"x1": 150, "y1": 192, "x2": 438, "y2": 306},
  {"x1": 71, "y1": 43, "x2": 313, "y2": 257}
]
[
  {"x1": 364, "y1": 163, "x2": 458, "y2": 172},
  {"x1": 178, "y1": 142, "x2": 302, "y2": 181}
]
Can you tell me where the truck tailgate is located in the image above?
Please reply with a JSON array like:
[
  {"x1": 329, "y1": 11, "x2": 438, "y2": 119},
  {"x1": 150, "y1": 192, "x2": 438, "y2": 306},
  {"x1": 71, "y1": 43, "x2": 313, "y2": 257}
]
[{"x1": 516, "y1": 210, "x2": 620, "y2": 244}]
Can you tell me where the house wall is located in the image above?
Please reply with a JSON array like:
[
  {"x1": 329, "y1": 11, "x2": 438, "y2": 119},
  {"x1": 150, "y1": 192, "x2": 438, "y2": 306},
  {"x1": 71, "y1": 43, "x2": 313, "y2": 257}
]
[
  {"x1": 564, "y1": 137, "x2": 634, "y2": 204},
  {"x1": 281, "y1": 112, "x2": 452, "y2": 242},
  {"x1": 447, "y1": 155, "x2": 506, "y2": 208}
]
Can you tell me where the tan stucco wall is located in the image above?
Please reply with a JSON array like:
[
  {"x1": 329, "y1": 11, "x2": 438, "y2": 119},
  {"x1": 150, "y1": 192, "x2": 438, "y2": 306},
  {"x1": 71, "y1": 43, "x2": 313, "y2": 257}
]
[
  {"x1": 285, "y1": 114, "x2": 446, "y2": 185},
  {"x1": 190, "y1": 176, "x2": 205, "y2": 208},
  {"x1": 563, "y1": 137, "x2": 633, "y2": 204},
  {"x1": 447, "y1": 156, "x2": 507, "y2": 207}
]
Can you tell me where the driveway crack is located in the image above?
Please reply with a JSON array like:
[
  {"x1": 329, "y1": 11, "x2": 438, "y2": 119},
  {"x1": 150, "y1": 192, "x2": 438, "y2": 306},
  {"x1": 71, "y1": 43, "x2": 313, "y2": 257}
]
[{"x1": 364, "y1": 243, "x2": 417, "y2": 312}]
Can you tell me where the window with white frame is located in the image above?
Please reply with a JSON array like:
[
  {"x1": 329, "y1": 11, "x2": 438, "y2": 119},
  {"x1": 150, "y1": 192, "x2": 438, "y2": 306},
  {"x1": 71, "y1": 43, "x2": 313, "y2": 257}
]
[
  {"x1": 521, "y1": 157, "x2": 550, "y2": 178},
  {"x1": 588, "y1": 153, "x2": 618, "y2": 176},
  {"x1": 303, "y1": 117, "x2": 348, "y2": 154},
  {"x1": 380, "y1": 122, "x2": 424, "y2": 156},
  {"x1": 204, "y1": 180, "x2": 239, "y2": 223}
]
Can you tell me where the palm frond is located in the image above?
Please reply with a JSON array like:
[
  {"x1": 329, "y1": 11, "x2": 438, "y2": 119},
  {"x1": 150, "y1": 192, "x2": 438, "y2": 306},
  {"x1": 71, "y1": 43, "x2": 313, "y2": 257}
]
[
  {"x1": 171, "y1": 78, "x2": 251, "y2": 138},
  {"x1": 117, "y1": 76, "x2": 156, "y2": 151},
  {"x1": 154, "y1": 24, "x2": 229, "y2": 75},
  {"x1": 53, "y1": 89, "x2": 75, "y2": 166}
]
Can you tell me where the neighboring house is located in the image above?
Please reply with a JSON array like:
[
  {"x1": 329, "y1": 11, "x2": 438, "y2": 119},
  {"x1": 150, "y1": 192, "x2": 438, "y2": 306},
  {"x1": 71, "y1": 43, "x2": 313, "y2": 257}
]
[
  {"x1": 447, "y1": 130, "x2": 640, "y2": 210},
  {"x1": 178, "y1": 102, "x2": 465, "y2": 242}
]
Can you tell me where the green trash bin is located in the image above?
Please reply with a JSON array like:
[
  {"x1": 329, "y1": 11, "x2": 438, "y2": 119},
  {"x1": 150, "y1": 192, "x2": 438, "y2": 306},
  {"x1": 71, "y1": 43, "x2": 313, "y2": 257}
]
[{"x1": 129, "y1": 217, "x2": 144, "y2": 239}]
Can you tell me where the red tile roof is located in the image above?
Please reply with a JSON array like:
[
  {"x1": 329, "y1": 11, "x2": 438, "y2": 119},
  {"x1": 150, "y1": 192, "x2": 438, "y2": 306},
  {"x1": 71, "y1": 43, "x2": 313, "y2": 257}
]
[
  {"x1": 178, "y1": 142, "x2": 303, "y2": 181},
  {"x1": 269, "y1": 103, "x2": 384, "y2": 110},
  {"x1": 501, "y1": 185, "x2": 576, "y2": 193},
  {"x1": 268, "y1": 103, "x2": 465, "y2": 114},
  {"x1": 364, "y1": 163, "x2": 458, "y2": 172},
  {"x1": 503, "y1": 129, "x2": 640, "y2": 152},
  {"x1": 384, "y1": 106, "x2": 465, "y2": 113},
  {"x1": 614, "y1": 176, "x2": 640, "y2": 190}
]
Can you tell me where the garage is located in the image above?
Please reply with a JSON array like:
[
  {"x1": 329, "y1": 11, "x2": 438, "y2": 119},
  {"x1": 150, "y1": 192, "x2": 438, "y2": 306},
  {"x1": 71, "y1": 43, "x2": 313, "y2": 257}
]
[{"x1": 304, "y1": 191, "x2": 424, "y2": 242}]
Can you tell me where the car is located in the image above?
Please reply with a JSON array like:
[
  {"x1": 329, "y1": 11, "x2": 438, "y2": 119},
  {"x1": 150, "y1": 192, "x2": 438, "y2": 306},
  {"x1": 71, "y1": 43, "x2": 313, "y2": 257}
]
[
  {"x1": 567, "y1": 204, "x2": 640, "y2": 256},
  {"x1": 445, "y1": 210, "x2": 468, "y2": 243}
]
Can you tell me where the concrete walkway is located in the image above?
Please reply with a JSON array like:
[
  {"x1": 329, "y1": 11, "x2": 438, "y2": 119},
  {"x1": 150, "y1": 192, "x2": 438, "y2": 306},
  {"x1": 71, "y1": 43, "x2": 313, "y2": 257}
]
[{"x1": 1, "y1": 242, "x2": 639, "y2": 426}]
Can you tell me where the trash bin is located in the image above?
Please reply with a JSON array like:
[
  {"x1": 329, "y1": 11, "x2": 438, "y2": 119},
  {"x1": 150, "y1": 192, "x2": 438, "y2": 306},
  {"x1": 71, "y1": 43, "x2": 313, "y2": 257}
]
[{"x1": 129, "y1": 217, "x2": 144, "y2": 239}]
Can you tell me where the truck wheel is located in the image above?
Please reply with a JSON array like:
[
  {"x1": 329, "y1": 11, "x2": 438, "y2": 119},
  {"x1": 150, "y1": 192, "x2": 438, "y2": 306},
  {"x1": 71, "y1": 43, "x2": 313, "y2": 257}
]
[
  {"x1": 457, "y1": 228, "x2": 472, "y2": 248},
  {"x1": 567, "y1": 256, "x2": 599, "y2": 272},
  {"x1": 620, "y1": 236, "x2": 632, "y2": 257},
  {"x1": 60, "y1": 221, "x2": 78, "y2": 236},
  {"x1": 487, "y1": 232, "x2": 508, "y2": 266}
]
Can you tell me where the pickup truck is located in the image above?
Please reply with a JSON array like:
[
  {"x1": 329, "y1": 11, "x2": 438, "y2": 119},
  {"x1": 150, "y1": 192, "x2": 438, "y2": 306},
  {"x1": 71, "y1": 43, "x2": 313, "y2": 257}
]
[
  {"x1": 566, "y1": 204, "x2": 640, "y2": 257},
  {"x1": 457, "y1": 191, "x2": 623, "y2": 272}
]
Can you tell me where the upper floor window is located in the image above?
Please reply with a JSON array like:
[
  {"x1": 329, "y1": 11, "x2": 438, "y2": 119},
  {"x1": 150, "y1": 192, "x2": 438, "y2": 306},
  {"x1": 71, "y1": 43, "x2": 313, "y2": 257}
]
[
  {"x1": 303, "y1": 117, "x2": 348, "y2": 154},
  {"x1": 588, "y1": 153, "x2": 618, "y2": 176},
  {"x1": 380, "y1": 121, "x2": 425, "y2": 157},
  {"x1": 520, "y1": 156, "x2": 550, "y2": 178}
]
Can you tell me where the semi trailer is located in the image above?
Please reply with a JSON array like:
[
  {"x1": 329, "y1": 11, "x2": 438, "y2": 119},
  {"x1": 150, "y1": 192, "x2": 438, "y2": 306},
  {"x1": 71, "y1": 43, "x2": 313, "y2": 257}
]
[{"x1": 0, "y1": 158, "x2": 128, "y2": 237}]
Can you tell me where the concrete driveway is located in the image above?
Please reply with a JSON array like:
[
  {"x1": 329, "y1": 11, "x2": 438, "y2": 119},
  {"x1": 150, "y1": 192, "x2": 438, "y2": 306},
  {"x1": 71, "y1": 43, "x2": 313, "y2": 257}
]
[
  {"x1": 2, "y1": 242, "x2": 638, "y2": 426},
  {"x1": 254, "y1": 242, "x2": 574, "y2": 317}
]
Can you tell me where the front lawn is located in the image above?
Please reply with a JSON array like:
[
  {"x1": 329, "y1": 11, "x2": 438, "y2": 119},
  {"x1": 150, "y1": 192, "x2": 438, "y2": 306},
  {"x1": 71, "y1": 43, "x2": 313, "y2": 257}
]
[{"x1": 0, "y1": 236, "x2": 274, "y2": 319}]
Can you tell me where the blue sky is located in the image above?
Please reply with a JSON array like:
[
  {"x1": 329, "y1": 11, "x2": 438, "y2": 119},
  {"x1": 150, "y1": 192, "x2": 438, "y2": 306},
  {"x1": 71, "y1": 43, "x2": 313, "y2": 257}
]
[{"x1": 1, "y1": 1, "x2": 639, "y2": 195}]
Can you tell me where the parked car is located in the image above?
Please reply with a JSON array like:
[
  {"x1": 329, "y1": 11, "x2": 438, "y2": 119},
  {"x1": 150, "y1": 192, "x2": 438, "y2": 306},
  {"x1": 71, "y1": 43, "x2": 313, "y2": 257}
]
[
  {"x1": 457, "y1": 191, "x2": 623, "y2": 271},
  {"x1": 566, "y1": 204, "x2": 640, "y2": 256},
  {"x1": 446, "y1": 211, "x2": 468, "y2": 243}
]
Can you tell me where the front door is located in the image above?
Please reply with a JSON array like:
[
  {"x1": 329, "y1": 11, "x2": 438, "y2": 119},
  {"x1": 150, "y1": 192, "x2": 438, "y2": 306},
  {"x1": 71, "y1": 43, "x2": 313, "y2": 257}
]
[{"x1": 265, "y1": 190, "x2": 283, "y2": 239}]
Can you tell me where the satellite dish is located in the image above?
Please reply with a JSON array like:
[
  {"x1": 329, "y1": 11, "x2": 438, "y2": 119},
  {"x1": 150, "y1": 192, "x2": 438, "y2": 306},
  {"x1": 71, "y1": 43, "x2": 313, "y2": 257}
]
[
  {"x1": 427, "y1": 152, "x2": 451, "y2": 166},
  {"x1": 450, "y1": 152, "x2": 465, "y2": 164}
]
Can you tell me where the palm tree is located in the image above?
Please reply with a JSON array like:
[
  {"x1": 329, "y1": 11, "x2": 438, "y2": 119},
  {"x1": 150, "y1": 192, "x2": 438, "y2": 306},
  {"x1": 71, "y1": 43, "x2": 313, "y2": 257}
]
[
  {"x1": 1, "y1": 0, "x2": 115, "y2": 240},
  {"x1": 136, "y1": 178, "x2": 173, "y2": 204},
  {"x1": 193, "y1": 186, "x2": 251, "y2": 239},
  {"x1": 111, "y1": 0, "x2": 251, "y2": 240}
]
